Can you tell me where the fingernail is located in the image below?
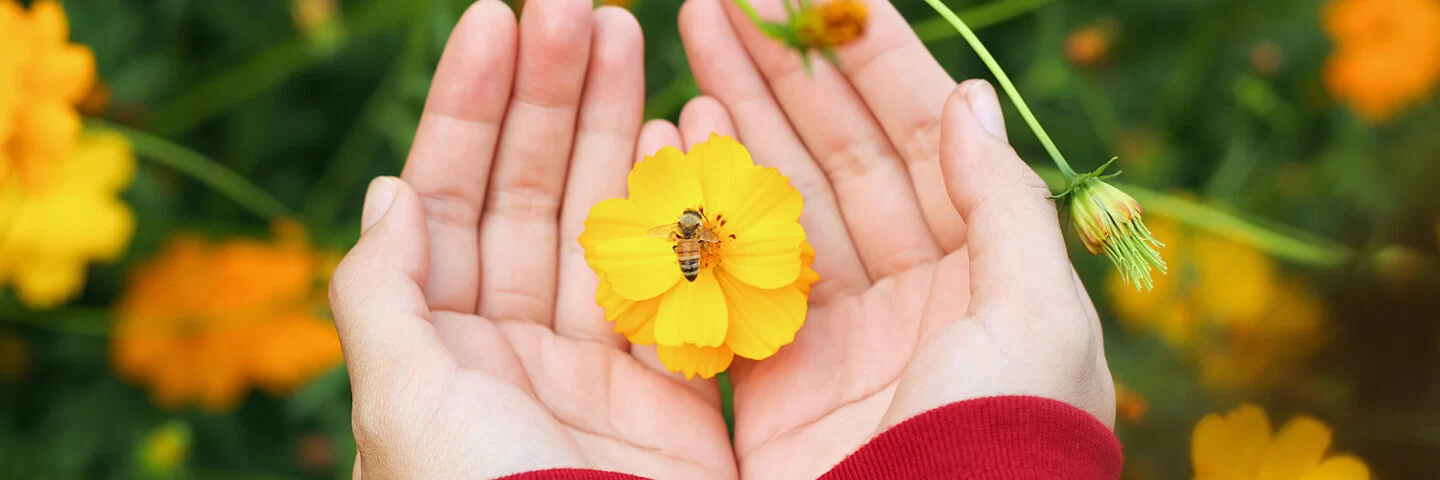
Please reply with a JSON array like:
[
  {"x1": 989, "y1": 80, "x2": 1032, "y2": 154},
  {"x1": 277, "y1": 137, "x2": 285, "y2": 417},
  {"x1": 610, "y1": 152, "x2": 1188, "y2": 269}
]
[
  {"x1": 361, "y1": 176, "x2": 398, "y2": 233},
  {"x1": 965, "y1": 80, "x2": 1008, "y2": 141}
]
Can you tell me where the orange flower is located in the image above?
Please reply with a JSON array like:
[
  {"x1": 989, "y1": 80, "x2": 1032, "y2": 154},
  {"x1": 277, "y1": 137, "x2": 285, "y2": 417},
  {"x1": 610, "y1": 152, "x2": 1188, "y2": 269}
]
[
  {"x1": 112, "y1": 222, "x2": 341, "y2": 411},
  {"x1": 795, "y1": 0, "x2": 868, "y2": 50},
  {"x1": 1065, "y1": 24, "x2": 1113, "y2": 67},
  {"x1": 0, "y1": 0, "x2": 96, "y2": 189},
  {"x1": 1322, "y1": 0, "x2": 1440, "y2": 122},
  {"x1": 1114, "y1": 382, "x2": 1149, "y2": 424}
]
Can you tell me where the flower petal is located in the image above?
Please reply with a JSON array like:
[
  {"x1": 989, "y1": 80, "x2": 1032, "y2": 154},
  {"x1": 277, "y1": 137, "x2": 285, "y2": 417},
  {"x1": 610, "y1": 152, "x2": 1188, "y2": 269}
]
[
  {"x1": 580, "y1": 198, "x2": 653, "y2": 255},
  {"x1": 1298, "y1": 455, "x2": 1370, "y2": 480},
  {"x1": 1257, "y1": 416, "x2": 1333, "y2": 480},
  {"x1": 657, "y1": 343, "x2": 734, "y2": 380},
  {"x1": 795, "y1": 240, "x2": 820, "y2": 295},
  {"x1": 597, "y1": 279, "x2": 660, "y2": 344},
  {"x1": 720, "y1": 221, "x2": 804, "y2": 289},
  {"x1": 1193, "y1": 404, "x2": 1272, "y2": 479},
  {"x1": 654, "y1": 272, "x2": 727, "y2": 348},
  {"x1": 693, "y1": 134, "x2": 755, "y2": 215},
  {"x1": 589, "y1": 236, "x2": 681, "y2": 301},
  {"x1": 629, "y1": 145, "x2": 702, "y2": 226},
  {"x1": 716, "y1": 165, "x2": 802, "y2": 236},
  {"x1": 716, "y1": 270, "x2": 806, "y2": 360}
]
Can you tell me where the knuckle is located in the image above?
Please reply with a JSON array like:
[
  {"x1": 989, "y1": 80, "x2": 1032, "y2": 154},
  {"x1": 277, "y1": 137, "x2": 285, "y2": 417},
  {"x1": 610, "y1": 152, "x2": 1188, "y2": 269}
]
[{"x1": 419, "y1": 192, "x2": 481, "y2": 229}]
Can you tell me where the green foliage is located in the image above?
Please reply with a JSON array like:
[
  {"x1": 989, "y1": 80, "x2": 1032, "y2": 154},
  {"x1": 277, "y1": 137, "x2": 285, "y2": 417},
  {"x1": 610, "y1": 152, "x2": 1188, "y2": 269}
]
[{"x1": 4, "y1": 0, "x2": 1440, "y2": 477}]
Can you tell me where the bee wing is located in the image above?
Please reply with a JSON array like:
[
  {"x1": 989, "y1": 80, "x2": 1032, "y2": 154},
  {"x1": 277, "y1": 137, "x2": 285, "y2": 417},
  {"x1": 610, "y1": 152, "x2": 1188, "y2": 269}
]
[
  {"x1": 696, "y1": 227, "x2": 721, "y2": 243},
  {"x1": 646, "y1": 223, "x2": 680, "y2": 238}
]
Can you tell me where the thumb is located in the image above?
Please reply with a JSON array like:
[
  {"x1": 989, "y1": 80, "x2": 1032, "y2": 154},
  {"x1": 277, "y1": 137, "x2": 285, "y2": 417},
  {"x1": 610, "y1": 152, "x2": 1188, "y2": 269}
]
[
  {"x1": 330, "y1": 176, "x2": 444, "y2": 396},
  {"x1": 940, "y1": 80, "x2": 1074, "y2": 313}
]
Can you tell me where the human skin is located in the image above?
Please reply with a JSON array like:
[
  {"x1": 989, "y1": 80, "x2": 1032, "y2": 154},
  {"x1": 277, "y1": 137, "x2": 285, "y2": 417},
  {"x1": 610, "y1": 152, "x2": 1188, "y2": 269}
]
[{"x1": 327, "y1": 0, "x2": 1115, "y2": 479}]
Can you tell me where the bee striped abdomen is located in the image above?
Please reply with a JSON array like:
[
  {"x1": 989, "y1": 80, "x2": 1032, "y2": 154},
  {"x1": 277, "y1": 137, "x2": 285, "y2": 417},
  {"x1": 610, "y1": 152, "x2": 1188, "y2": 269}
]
[{"x1": 674, "y1": 241, "x2": 703, "y2": 281}]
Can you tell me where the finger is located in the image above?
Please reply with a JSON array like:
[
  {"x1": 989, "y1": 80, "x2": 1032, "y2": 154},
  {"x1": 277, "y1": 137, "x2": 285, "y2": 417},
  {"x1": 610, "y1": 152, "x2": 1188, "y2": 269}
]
[
  {"x1": 636, "y1": 120, "x2": 683, "y2": 166},
  {"x1": 831, "y1": 0, "x2": 979, "y2": 252},
  {"x1": 717, "y1": 0, "x2": 943, "y2": 279},
  {"x1": 677, "y1": 95, "x2": 735, "y2": 149},
  {"x1": 480, "y1": 0, "x2": 594, "y2": 326},
  {"x1": 939, "y1": 82, "x2": 1074, "y2": 314},
  {"x1": 680, "y1": 0, "x2": 871, "y2": 303},
  {"x1": 555, "y1": 6, "x2": 645, "y2": 349},
  {"x1": 330, "y1": 177, "x2": 448, "y2": 400},
  {"x1": 400, "y1": 1, "x2": 518, "y2": 314}
]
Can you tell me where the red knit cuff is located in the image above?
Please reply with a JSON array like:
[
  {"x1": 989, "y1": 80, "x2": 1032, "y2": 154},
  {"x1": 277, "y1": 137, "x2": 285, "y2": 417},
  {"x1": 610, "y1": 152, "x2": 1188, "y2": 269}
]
[
  {"x1": 498, "y1": 467, "x2": 646, "y2": 480},
  {"x1": 820, "y1": 396, "x2": 1122, "y2": 479}
]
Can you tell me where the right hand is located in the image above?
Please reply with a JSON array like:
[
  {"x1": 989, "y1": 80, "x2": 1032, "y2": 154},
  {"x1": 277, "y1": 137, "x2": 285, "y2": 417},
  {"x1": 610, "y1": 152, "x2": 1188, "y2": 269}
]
[{"x1": 329, "y1": 1, "x2": 736, "y2": 478}]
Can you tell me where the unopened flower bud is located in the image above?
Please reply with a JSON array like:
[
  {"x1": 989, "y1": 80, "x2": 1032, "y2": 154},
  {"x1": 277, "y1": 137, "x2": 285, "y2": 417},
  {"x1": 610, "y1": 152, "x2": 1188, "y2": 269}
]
[
  {"x1": 1065, "y1": 161, "x2": 1166, "y2": 289},
  {"x1": 795, "y1": 0, "x2": 868, "y2": 50}
]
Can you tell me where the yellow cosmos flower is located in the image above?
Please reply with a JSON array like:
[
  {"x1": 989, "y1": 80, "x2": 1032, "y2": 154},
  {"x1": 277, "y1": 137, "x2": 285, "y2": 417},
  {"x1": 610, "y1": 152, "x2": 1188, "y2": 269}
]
[
  {"x1": 1192, "y1": 405, "x2": 1370, "y2": 480},
  {"x1": 112, "y1": 222, "x2": 342, "y2": 411},
  {"x1": 580, "y1": 134, "x2": 816, "y2": 379},
  {"x1": 0, "y1": 0, "x2": 96, "y2": 189},
  {"x1": 0, "y1": 131, "x2": 135, "y2": 308},
  {"x1": 138, "y1": 421, "x2": 191, "y2": 475},
  {"x1": 1106, "y1": 216, "x2": 1325, "y2": 389}
]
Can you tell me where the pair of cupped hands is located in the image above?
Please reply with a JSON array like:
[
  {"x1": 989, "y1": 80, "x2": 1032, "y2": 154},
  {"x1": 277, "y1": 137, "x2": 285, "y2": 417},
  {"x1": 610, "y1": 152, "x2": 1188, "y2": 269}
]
[{"x1": 329, "y1": 0, "x2": 1116, "y2": 478}]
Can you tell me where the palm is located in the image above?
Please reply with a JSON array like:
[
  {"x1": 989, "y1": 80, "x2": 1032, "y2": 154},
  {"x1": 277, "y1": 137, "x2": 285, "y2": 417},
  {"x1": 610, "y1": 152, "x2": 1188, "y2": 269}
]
[
  {"x1": 408, "y1": 311, "x2": 733, "y2": 478},
  {"x1": 333, "y1": 2, "x2": 736, "y2": 478},
  {"x1": 730, "y1": 256, "x2": 969, "y2": 477}
]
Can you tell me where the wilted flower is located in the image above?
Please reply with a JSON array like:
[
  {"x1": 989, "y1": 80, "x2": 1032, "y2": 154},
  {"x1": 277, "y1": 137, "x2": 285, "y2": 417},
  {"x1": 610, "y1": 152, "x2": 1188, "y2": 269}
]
[
  {"x1": 112, "y1": 222, "x2": 342, "y2": 410},
  {"x1": 735, "y1": 0, "x2": 868, "y2": 70},
  {"x1": 1192, "y1": 404, "x2": 1370, "y2": 479},
  {"x1": 0, "y1": 131, "x2": 135, "y2": 308},
  {"x1": 1322, "y1": 0, "x2": 1440, "y2": 123},
  {"x1": 579, "y1": 134, "x2": 817, "y2": 379},
  {"x1": 0, "y1": 0, "x2": 96, "y2": 189},
  {"x1": 1063, "y1": 159, "x2": 1165, "y2": 290}
]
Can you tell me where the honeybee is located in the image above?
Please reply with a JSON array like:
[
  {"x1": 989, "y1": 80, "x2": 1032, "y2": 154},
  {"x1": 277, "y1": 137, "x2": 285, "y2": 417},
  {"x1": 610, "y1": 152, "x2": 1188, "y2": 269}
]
[{"x1": 647, "y1": 208, "x2": 721, "y2": 282}]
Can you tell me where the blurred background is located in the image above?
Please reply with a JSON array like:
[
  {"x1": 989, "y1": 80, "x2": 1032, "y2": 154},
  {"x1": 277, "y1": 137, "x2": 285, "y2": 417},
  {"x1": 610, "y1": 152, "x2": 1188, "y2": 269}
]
[{"x1": 2, "y1": 0, "x2": 1438, "y2": 477}]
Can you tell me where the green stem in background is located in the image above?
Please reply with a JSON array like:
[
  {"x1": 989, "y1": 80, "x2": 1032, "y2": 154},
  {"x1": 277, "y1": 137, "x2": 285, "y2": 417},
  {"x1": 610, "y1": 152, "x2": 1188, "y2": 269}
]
[
  {"x1": 1031, "y1": 167, "x2": 1352, "y2": 266},
  {"x1": 0, "y1": 306, "x2": 112, "y2": 336},
  {"x1": 922, "y1": 0, "x2": 1077, "y2": 179},
  {"x1": 92, "y1": 120, "x2": 296, "y2": 221},
  {"x1": 913, "y1": 0, "x2": 1051, "y2": 43},
  {"x1": 145, "y1": 0, "x2": 420, "y2": 137}
]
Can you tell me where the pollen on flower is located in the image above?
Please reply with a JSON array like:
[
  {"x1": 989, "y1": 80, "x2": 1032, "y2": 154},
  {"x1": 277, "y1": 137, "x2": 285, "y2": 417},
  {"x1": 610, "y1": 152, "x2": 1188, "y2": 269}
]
[
  {"x1": 1067, "y1": 171, "x2": 1166, "y2": 290},
  {"x1": 579, "y1": 134, "x2": 816, "y2": 378}
]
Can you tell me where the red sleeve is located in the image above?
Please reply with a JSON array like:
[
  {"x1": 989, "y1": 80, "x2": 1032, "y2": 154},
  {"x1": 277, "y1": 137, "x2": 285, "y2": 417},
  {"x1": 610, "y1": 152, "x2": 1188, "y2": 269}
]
[{"x1": 500, "y1": 396, "x2": 1122, "y2": 480}]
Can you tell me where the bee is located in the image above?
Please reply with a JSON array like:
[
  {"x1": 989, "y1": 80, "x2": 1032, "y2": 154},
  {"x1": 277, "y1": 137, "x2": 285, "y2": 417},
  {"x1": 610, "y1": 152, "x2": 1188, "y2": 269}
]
[{"x1": 647, "y1": 208, "x2": 721, "y2": 282}]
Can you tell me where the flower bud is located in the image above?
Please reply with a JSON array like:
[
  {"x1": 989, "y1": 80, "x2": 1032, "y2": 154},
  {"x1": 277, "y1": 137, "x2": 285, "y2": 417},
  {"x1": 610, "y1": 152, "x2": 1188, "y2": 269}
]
[
  {"x1": 795, "y1": 0, "x2": 868, "y2": 50},
  {"x1": 1065, "y1": 165, "x2": 1166, "y2": 290}
]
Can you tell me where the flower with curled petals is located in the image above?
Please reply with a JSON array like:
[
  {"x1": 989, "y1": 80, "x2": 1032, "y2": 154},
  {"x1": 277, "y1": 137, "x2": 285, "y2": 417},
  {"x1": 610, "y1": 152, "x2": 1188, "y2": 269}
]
[{"x1": 580, "y1": 134, "x2": 816, "y2": 379}]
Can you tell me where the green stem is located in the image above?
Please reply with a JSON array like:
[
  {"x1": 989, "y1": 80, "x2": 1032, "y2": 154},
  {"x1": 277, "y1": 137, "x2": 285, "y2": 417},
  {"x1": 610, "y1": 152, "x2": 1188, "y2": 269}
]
[
  {"x1": 1032, "y1": 166, "x2": 1352, "y2": 266},
  {"x1": 913, "y1": 0, "x2": 1051, "y2": 43},
  {"x1": 922, "y1": 0, "x2": 1077, "y2": 179},
  {"x1": 144, "y1": 0, "x2": 419, "y2": 137},
  {"x1": 92, "y1": 120, "x2": 296, "y2": 221},
  {"x1": 0, "y1": 306, "x2": 112, "y2": 336}
]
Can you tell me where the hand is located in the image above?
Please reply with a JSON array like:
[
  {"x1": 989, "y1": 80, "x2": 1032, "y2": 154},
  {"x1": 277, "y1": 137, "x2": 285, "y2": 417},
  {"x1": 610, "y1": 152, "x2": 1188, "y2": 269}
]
[
  {"x1": 329, "y1": 1, "x2": 735, "y2": 478},
  {"x1": 674, "y1": 0, "x2": 1116, "y2": 477}
]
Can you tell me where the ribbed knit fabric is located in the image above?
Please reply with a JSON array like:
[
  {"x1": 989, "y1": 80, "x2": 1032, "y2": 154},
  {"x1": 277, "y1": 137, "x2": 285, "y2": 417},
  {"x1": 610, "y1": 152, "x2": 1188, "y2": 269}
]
[{"x1": 499, "y1": 396, "x2": 1123, "y2": 480}]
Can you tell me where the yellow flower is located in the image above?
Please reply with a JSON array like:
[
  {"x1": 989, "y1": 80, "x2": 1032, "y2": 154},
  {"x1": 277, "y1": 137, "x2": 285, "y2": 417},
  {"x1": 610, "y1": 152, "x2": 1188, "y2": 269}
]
[
  {"x1": 0, "y1": 131, "x2": 135, "y2": 308},
  {"x1": 0, "y1": 0, "x2": 96, "y2": 189},
  {"x1": 1106, "y1": 216, "x2": 1325, "y2": 388},
  {"x1": 1322, "y1": 0, "x2": 1440, "y2": 123},
  {"x1": 112, "y1": 222, "x2": 342, "y2": 411},
  {"x1": 1192, "y1": 404, "x2": 1370, "y2": 480},
  {"x1": 580, "y1": 134, "x2": 816, "y2": 379}
]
